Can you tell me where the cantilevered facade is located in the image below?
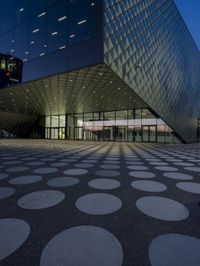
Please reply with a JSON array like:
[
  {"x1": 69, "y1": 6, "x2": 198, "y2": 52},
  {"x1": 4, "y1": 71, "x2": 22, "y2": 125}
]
[{"x1": 0, "y1": 0, "x2": 199, "y2": 142}]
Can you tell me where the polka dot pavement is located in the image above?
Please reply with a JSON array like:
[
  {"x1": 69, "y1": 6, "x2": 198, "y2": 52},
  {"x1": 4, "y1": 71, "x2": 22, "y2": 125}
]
[{"x1": 1, "y1": 139, "x2": 200, "y2": 265}]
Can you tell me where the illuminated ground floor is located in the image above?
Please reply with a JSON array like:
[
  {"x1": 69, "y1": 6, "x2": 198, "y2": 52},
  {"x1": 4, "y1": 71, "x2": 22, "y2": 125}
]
[{"x1": 44, "y1": 108, "x2": 180, "y2": 143}]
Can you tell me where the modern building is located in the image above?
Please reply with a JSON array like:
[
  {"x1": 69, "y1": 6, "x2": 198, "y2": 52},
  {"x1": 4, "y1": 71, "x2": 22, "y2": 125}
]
[{"x1": 0, "y1": 0, "x2": 200, "y2": 143}]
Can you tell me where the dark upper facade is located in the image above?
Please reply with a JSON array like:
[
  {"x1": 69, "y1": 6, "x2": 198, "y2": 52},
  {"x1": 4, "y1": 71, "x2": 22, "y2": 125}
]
[
  {"x1": 0, "y1": 0, "x2": 103, "y2": 82},
  {"x1": 0, "y1": 0, "x2": 200, "y2": 143}
]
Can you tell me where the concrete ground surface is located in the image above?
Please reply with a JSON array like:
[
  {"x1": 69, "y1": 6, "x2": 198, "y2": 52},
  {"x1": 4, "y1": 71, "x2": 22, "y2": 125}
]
[{"x1": 0, "y1": 139, "x2": 200, "y2": 266}]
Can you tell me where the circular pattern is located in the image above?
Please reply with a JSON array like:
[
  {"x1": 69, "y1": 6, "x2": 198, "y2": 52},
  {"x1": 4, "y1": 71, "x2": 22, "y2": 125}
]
[
  {"x1": 95, "y1": 170, "x2": 120, "y2": 177},
  {"x1": 155, "y1": 166, "x2": 178, "y2": 172},
  {"x1": 63, "y1": 168, "x2": 88, "y2": 176},
  {"x1": 163, "y1": 172, "x2": 193, "y2": 180},
  {"x1": 74, "y1": 163, "x2": 94, "y2": 168},
  {"x1": 81, "y1": 160, "x2": 98, "y2": 163},
  {"x1": 149, "y1": 234, "x2": 200, "y2": 266},
  {"x1": 0, "y1": 187, "x2": 16, "y2": 200},
  {"x1": 129, "y1": 171, "x2": 155, "y2": 178},
  {"x1": 18, "y1": 190, "x2": 65, "y2": 209},
  {"x1": 184, "y1": 167, "x2": 200, "y2": 172},
  {"x1": 127, "y1": 165, "x2": 148, "y2": 171},
  {"x1": 174, "y1": 162, "x2": 194, "y2": 166},
  {"x1": 26, "y1": 161, "x2": 46, "y2": 166},
  {"x1": 40, "y1": 225, "x2": 123, "y2": 266},
  {"x1": 0, "y1": 218, "x2": 30, "y2": 261},
  {"x1": 9, "y1": 175, "x2": 42, "y2": 185},
  {"x1": 0, "y1": 173, "x2": 9, "y2": 180},
  {"x1": 50, "y1": 162, "x2": 68, "y2": 167},
  {"x1": 131, "y1": 180, "x2": 167, "y2": 192},
  {"x1": 149, "y1": 162, "x2": 168, "y2": 166},
  {"x1": 100, "y1": 164, "x2": 120, "y2": 170},
  {"x1": 103, "y1": 160, "x2": 120, "y2": 164},
  {"x1": 5, "y1": 166, "x2": 30, "y2": 173},
  {"x1": 88, "y1": 179, "x2": 121, "y2": 190},
  {"x1": 136, "y1": 196, "x2": 189, "y2": 221},
  {"x1": 76, "y1": 193, "x2": 122, "y2": 215},
  {"x1": 176, "y1": 182, "x2": 200, "y2": 194},
  {"x1": 2, "y1": 160, "x2": 22, "y2": 165},
  {"x1": 47, "y1": 177, "x2": 79, "y2": 187},
  {"x1": 126, "y1": 161, "x2": 144, "y2": 165},
  {"x1": 33, "y1": 168, "x2": 58, "y2": 174}
]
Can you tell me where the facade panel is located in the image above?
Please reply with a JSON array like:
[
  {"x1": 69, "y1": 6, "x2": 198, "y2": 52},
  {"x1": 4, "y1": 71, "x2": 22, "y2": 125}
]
[
  {"x1": 104, "y1": 0, "x2": 200, "y2": 142},
  {"x1": 0, "y1": 0, "x2": 103, "y2": 82}
]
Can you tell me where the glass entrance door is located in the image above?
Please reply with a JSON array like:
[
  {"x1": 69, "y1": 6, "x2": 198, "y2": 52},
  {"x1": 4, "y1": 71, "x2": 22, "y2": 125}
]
[
  {"x1": 149, "y1": 126, "x2": 156, "y2": 142},
  {"x1": 74, "y1": 127, "x2": 83, "y2": 140},
  {"x1": 142, "y1": 126, "x2": 157, "y2": 142}
]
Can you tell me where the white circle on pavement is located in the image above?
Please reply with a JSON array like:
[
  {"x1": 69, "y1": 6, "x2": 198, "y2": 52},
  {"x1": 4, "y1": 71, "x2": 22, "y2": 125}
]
[
  {"x1": 0, "y1": 187, "x2": 16, "y2": 200},
  {"x1": 155, "y1": 166, "x2": 178, "y2": 172},
  {"x1": 9, "y1": 175, "x2": 42, "y2": 185},
  {"x1": 176, "y1": 182, "x2": 200, "y2": 194},
  {"x1": 2, "y1": 161, "x2": 22, "y2": 165},
  {"x1": 50, "y1": 162, "x2": 69, "y2": 167},
  {"x1": 149, "y1": 234, "x2": 200, "y2": 266},
  {"x1": 131, "y1": 180, "x2": 167, "y2": 192},
  {"x1": 18, "y1": 190, "x2": 65, "y2": 209},
  {"x1": 88, "y1": 179, "x2": 121, "y2": 190},
  {"x1": 63, "y1": 169, "x2": 88, "y2": 176},
  {"x1": 136, "y1": 196, "x2": 189, "y2": 221},
  {"x1": 74, "y1": 163, "x2": 94, "y2": 168},
  {"x1": 163, "y1": 172, "x2": 193, "y2": 180},
  {"x1": 174, "y1": 162, "x2": 194, "y2": 166},
  {"x1": 0, "y1": 173, "x2": 9, "y2": 180},
  {"x1": 76, "y1": 193, "x2": 122, "y2": 215},
  {"x1": 47, "y1": 177, "x2": 79, "y2": 187},
  {"x1": 95, "y1": 170, "x2": 120, "y2": 177},
  {"x1": 127, "y1": 166, "x2": 148, "y2": 171},
  {"x1": 33, "y1": 168, "x2": 58, "y2": 174},
  {"x1": 5, "y1": 166, "x2": 30, "y2": 173},
  {"x1": 40, "y1": 225, "x2": 123, "y2": 266},
  {"x1": 0, "y1": 218, "x2": 30, "y2": 261},
  {"x1": 129, "y1": 171, "x2": 155, "y2": 178},
  {"x1": 149, "y1": 162, "x2": 168, "y2": 166},
  {"x1": 184, "y1": 167, "x2": 200, "y2": 172},
  {"x1": 26, "y1": 161, "x2": 46, "y2": 166},
  {"x1": 100, "y1": 164, "x2": 120, "y2": 170}
]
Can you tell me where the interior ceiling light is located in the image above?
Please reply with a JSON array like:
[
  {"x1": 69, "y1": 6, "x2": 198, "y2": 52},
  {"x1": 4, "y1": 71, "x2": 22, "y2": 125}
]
[
  {"x1": 59, "y1": 46, "x2": 66, "y2": 50},
  {"x1": 19, "y1": 8, "x2": 24, "y2": 12},
  {"x1": 69, "y1": 34, "x2": 75, "y2": 38},
  {"x1": 58, "y1": 16, "x2": 67, "y2": 22},
  {"x1": 38, "y1": 12, "x2": 46, "y2": 17},
  {"x1": 51, "y1": 32, "x2": 58, "y2": 36},
  {"x1": 32, "y1": 28, "x2": 39, "y2": 33},
  {"x1": 78, "y1": 19, "x2": 86, "y2": 25}
]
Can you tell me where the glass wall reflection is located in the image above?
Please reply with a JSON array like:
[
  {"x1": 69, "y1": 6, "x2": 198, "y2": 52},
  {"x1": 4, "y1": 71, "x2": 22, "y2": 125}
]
[
  {"x1": 0, "y1": 0, "x2": 96, "y2": 83},
  {"x1": 45, "y1": 108, "x2": 180, "y2": 143}
]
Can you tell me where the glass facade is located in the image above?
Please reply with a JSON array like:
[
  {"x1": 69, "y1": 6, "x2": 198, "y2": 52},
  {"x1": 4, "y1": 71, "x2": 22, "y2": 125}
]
[
  {"x1": 0, "y1": 0, "x2": 101, "y2": 82},
  {"x1": 45, "y1": 109, "x2": 180, "y2": 143}
]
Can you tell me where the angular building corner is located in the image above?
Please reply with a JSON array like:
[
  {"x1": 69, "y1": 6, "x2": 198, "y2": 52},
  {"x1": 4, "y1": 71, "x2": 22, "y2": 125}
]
[
  {"x1": 0, "y1": 0, "x2": 199, "y2": 143},
  {"x1": 103, "y1": 0, "x2": 200, "y2": 143}
]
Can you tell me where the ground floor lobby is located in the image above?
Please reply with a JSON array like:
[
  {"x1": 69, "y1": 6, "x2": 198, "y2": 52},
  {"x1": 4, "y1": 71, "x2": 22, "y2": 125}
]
[
  {"x1": 0, "y1": 140, "x2": 200, "y2": 265},
  {"x1": 43, "y1": 108, "x2": 180, "y2": 143}
]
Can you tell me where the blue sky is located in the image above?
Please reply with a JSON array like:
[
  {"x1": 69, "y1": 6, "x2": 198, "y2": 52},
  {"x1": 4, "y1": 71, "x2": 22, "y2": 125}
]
[{"x1": 174, "y1": 0, "x2": 200, "y2": 50}]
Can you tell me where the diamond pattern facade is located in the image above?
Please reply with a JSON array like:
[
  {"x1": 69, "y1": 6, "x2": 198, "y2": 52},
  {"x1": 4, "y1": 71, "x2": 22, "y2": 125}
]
[{"x1": 104, "y1": 0, "x2": 200, "y2": 142}]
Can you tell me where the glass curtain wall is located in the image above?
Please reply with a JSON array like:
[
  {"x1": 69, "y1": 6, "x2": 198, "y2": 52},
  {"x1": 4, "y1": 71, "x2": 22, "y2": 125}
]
[{"x1": 45, "y1": 109, "x2": 180, "y2": 143}]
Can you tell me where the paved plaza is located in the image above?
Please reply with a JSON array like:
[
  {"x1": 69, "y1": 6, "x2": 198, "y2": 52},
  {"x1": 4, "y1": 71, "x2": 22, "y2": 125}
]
[{"x1": 0, "y1": 140, "x2": 200, "y2": 265}]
